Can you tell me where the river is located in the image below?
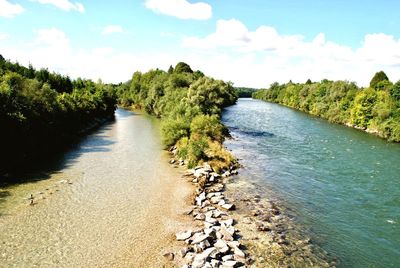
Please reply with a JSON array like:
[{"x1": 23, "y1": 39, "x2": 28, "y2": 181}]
[
  {"x1": 222, "y1": 98, "x2": 400, "y2": 267},
  {"x1": 0, "y1": 108, "x2": 192, "y2": 267}
]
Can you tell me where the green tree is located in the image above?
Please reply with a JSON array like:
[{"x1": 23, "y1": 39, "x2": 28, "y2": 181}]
[
  {"x1": 174, "y1": 62, "x2": 193, "y2": 74},
  {"x1": 370, "y1": 71, "x2": 389, "y2": 89}
]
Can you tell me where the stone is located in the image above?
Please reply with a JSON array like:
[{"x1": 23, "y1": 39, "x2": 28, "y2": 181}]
[
  {"x1": 222, "y1": 171, "x2": 231, "y2": 177},
  {"x1": 234, "y1": 247, "x2": 246, "y2": 259},
  {"x1": 211, "y1": 172, "x2": 220, "y2": 178},
  {"x1": 221, "y1": 204, "x2": 235, "y2": 211},
  {"x1": 227, "y1": 241, "x2": 240, "y2": 249},
  {"x1": 176, "y1": 231, "x2": 192, "y2": 241},
  {"x1": 213, "y1": 210, "x2": 224, "y2": 218},
  {"x1": 218, "y1": 199, "x2": 226, "y2": 206},
  {"x1": 192, "y1": 247, "x2": 217, "y2": 268},
  {"x1": 202, "y1": 200, "x2": 211, "y2": 207},
  {"x1": 214, "y1": 239, "x2": 229, "y2": 254},
  {"x1": 192, "y1": 258, "x2": 205, "y2": 268},
  {"x1": 204, "y1": 222, "x2": 215, "y2": 229},
  {"x1": 222, "y1": 255, "x2": 234, "y2": 261},
  {"x1": 179, "y1": 247, "x2": 189, "y2": 258},
  {"x1": 255, "y1": 222, "x2": 271, "y2": 232},
  {"x1": 184, "y1": 252, "x2": 195, "y2": 264},
  {"x1": 191, "y1": 233, "x2": 209, "y2": 245},
  {"x1": 221, "y1": 218, "x2": 234, "y2": 227},
  {"x1": 195, "y1": 213, "x2": 206, "y2": 221},
  {"x1": 163, "y1": 252, "x2": 174, "y2": 261},
  {"x1": 221, "y1": 260, "x2": 238, "y2": 268},
  {"x1": 220, "y1": 227, "x2": 234, "y2": 241},
  {"x1": 225, "y1": 226, "x2": 235, "y2": 236},
  {"x1": 211, "y1": 259, "x2": 220, "y2": 268},
  {"x1": 203, "y1": 262, "x2": 213, "y2": 268},
  {"x1": 216, "y1": 231, "x2": 223, "y2": 239},
  {"x1": 205, "y1": 211, "x2": 214, "y2": 218},
  {"x1": 210, "y1": 196, "x2": 223, "y2": 204},
  {"x1": 242, "y1": 217, "x2": 252, "y2": 224},
  {"x1": 205, "y1": 216, "x2": 218, "y2": 225}
]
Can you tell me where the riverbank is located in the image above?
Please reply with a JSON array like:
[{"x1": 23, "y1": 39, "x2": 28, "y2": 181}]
[
  {"x1": 253, "y1": 78, "x2": 400, "y2": 143},
  {"x1": 166, "y1": 145, "x2": 334, "y2": 267}
]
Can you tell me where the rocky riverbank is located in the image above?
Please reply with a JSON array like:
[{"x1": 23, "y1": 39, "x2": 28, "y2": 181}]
[{"x1": 166, "y1": 147, "x2": 336, "y2": 268}]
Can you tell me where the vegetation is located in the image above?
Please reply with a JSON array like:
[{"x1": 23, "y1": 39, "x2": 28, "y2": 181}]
[
  {"x1": 0, "y1": 55, "x2": 117, "y2": 174},
  {"x1": 116, "y1": 62, "x2": 237, "y2": 171},
  {"x1": 234, "y1": 87, "x2": 258, "y2": 98},
  {"x1": 253, "y1": 72, "x2": 400, "y2": 142}
]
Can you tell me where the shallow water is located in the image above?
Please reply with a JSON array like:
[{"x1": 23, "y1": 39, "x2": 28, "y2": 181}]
[
  {"x1": 222, "y1": 98, "x2": 400, "y2": 267},
  {"x1": 0, "y1": 108, "x2": 185, "y2": 267}
]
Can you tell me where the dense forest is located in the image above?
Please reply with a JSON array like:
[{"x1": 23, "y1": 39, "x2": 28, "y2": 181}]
[
  {"x1": 116, "y1": 62, "x2": 238, "y2": 171},
  {"x1": 253, "y1": 72, "x2": 400, "y2": 142},
  {"x1": 234, "y1": 87, "x2": 258, "y2": 98},
  {"x1": 0, "y1": 55, "x2": 117, "y2": 175}
]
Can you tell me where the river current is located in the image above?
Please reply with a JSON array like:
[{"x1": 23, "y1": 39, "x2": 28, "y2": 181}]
[{"x1": 222, "y1": 98, "x2": 400, "y2": 267}]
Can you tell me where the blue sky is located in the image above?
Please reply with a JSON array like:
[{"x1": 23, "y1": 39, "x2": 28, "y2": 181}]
[{"x1": 1, "y1": 0, "x2": 400, "y2": 87}]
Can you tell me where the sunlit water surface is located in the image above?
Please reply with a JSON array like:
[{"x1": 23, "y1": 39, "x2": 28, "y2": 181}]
[
  {"x1": 222, "y1": 98, "x2": 400, "y2": 267},
  {"x1": 0, "y1": 109, "x2": 181, "y2": 267}
]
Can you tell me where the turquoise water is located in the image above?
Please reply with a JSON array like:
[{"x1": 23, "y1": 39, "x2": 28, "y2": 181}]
[{"x1": 222, "y1": 98, "x2": 400, "y2": 267}]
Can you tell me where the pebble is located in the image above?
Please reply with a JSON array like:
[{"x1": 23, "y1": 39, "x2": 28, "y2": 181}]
[{"x1": 162, "y1": 252, "x2": 174, "y2": 261}]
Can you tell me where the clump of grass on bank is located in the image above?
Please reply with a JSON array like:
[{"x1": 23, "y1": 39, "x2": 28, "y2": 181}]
[{"x1": 116, "y1": 62, "x2": 238, "y2": 170}]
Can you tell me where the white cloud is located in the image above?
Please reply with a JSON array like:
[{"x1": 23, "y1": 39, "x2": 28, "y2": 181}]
[
  {"x1": 1, "y1": 22, "x2": 399, "y2": 89},
  {"x1": 0, "y1": 0, "x2": 24, "y2": 18},
  {"x1": 32, "y1": 0, "x2": 85, "y2": 13},
  {"x1": 182, "y1": 19, "x2": 400, "y2": 87},
  {"x1": 102, "y1": 25, "x2": 124, "y2": 35},
  {"x1": 145, "y1": 0, "x2": 212, "y2": 20}
]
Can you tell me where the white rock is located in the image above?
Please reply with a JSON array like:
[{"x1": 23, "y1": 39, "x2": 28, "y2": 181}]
[
  {"x1": 211, "y1": 259, "x2": 220, "y2": 268},
  {"x1": 184, "y1": 252, "x2": 195, "y2": 264},
  {"x1": 179, "y1": 247, "x2": 189, "y2": 258},
  {"x1": 204, "y1": 222, "x2": 215, "y2": 229},
  {"x1": 221, "y1": 219, "x2": 234, "y2": 227},
  {"x1": 214, "y1": 239, "x2": 230, "y2": 254},
  {"x1": 192, "y1": 247, "x2": 217, "y2": 267},
  {"x1": 203, "y1": 262, "x2": 213, "y2": 268},
  {"x1": 234, "y1": 247, "x2": 245, "y2": 259},
  {"x1": 211, "y1": 196, "x2": 223, "y2": 204},
  {"x1": 176, "y1": 231, "x2": 192, "y2": 241},
  {"x1": 221, "y1": 260, "x2": 238, "y2": 268},
  {"x1": 221, "y1": 203, "x2": 235, "y2": 211},
  {"x1": 205, "y1": 216, "x2": 218, "y2": 224},
  {"x1": 222, "y1": 255, "x2": 234, "y2": 261},
  {"x1": 191, "y1": 233, "x2": 209, "y2": 245},
  {"x1": 213, "y1": 210, "x2": 223, "y2": 218},
  {"x1": 218, "y1": 199, "x2": 226, "y2": 206}
]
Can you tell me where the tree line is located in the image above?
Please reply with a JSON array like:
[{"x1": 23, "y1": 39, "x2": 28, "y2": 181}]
[
  {"x1": 116, "y1": 62, "x2": 238, "y2": 171},
  {"x1": 0, "y1": 55, "x2": 117, "y2": 175},
  {"x1": 253, "y1": 71, "x2": 400, "y2": 142}
]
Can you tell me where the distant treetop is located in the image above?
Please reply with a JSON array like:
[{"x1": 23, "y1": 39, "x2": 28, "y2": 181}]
[
  {"x1": 174, "y1": 62, "x2": 193, "y2": 74},
  {"x1": 370, "y1": 71, "x2": 389, "y2": 89}
]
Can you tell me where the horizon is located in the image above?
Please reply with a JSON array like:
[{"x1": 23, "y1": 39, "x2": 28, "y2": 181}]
[{"x1": 1, "y1": 0, "x2": 400, "y2": 88}]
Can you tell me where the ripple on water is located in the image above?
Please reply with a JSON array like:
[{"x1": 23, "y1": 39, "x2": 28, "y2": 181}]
[{"x1": 222, "y1": 98, "x2": 400, "y2": 268}]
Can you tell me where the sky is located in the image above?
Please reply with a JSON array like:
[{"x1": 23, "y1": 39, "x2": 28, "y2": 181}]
[{"x1": 1, "y1": 0, "x2": 400, "y2": 88}]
